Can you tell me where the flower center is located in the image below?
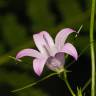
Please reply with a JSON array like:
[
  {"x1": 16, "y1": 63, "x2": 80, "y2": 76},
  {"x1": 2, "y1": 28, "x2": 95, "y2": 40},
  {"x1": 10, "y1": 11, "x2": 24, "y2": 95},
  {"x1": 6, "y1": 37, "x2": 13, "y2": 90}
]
[{"x1": 46, "y1": 57, "x2": 64, "y2": 72}]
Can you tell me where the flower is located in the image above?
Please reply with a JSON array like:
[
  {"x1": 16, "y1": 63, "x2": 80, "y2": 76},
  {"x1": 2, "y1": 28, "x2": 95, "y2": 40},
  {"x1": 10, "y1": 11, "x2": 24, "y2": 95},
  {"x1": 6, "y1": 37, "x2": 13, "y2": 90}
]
[{"x1": 16, "y1": 28, "x2": 78, "y2": 76}]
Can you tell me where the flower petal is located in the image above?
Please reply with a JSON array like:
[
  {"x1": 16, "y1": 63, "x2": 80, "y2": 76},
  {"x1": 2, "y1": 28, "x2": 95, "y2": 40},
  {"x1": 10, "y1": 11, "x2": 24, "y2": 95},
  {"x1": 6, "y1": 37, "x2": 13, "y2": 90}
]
[
  {"x1": 33, "y1": 31, "x2": 55, "y2": 56},
  {"x1": 55, "y1": 28, "x2": 76, "y2": 51},
  {"x1": 16, "y1": 49, "x2": 41, "y2": 60},
  {"x1": 46, "y1": 53, "x2": 64, "y2": 71},
  {"x1": 55, "y1": 53, "x2": 65, "y2": 65},
  {"x1": 60, "y1": 43, "x2": 78, "y2": 60},
  {"x1": 41, "y1": 31, "x2": 54, "y2": 48},
  {"x1": 33, "y1": 58, "x2": 47, "y2": 76}
]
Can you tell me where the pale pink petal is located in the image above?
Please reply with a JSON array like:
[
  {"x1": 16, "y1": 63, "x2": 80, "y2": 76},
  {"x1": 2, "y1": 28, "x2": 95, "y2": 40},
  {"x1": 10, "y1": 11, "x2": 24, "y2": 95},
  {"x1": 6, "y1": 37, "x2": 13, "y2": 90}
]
[
  {"x1": 33, "y1": 31, "x2": 55, "y2": 56},
  {"x1": 33, "y1": 32, "x2": 46, "y2": 53},
  {"x1": 16, "y1": 49, "x2": 42, "y2": 60},
  {"x1": 41, "y1": 31, "x2": 57, "y2": 56},
  {"x1": 41, "y1": 31, "x2": 54, "y2": 47},
  {"x1": 55, "y1": 53, "x2": 65, "y2": 65},
  {"x1": 55, "y1": 28, "x2": 76, "y2": 51},
  {"x1": 46, "y1": 54, "x2": 64, "y2": 71},
  {"x1": 33, "y1": 58, "x2": 47, "y2": 76},
  {"x1": 60, "y1": 43, "x2": 78, "y2": 60}
]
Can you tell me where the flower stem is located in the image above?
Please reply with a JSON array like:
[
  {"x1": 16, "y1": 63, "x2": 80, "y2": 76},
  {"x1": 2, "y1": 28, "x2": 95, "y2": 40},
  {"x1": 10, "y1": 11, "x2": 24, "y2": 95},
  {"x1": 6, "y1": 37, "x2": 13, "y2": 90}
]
[
  {"x1": 82, "y1": 78, "x2": 91, "y2": 92},
  {"x1": 12, "y1": 72, "x2": 57, "y2": 92},
  {"x1": 90, "y1": 0, "x2": 95, "y2": 96},
  {"x1": 63, "y1": 72, "x2": 76, "y2": 96}
]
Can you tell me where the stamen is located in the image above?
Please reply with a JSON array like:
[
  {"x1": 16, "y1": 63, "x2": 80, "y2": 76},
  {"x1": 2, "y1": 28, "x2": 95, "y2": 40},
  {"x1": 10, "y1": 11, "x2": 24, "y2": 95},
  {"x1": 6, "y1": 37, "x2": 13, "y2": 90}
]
[
  {"x1": 43, "y1": 45, "x2": 50, "y2": 56},
  {"x1": 43, "y1": 34, "x2": 50, "y2": 47}
]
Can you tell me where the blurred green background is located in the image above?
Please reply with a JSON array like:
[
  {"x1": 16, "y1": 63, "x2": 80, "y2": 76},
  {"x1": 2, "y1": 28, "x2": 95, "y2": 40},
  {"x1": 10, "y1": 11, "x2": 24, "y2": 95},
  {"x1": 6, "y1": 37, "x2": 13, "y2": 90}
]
[{"x1": 0, "y1": 0, "x2": 95, "y2": 96}]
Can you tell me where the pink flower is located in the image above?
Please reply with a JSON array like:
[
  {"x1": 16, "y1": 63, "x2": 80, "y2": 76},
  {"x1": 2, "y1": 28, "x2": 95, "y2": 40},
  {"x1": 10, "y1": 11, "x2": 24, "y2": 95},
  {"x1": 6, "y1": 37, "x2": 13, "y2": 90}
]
[{"x1": 16, "y1": 28, "x2": 78, "y2": 76}]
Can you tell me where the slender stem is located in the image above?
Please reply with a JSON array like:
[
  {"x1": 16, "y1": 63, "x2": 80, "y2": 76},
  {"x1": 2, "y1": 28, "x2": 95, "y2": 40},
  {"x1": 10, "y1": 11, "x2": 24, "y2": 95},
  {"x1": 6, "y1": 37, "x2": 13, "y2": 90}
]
[
  {"x1": 90, "y1": 0, "x2": 95, "y2": 95},
  {"x1": 63, "y1": 72, "x2": 76, "y2": 96},
  {"x1": 82, "y1": 78, "x2": 91, "y2": 92},
  {"x1": 12, "y1": 72, "x2": 57, "y2": 92}
]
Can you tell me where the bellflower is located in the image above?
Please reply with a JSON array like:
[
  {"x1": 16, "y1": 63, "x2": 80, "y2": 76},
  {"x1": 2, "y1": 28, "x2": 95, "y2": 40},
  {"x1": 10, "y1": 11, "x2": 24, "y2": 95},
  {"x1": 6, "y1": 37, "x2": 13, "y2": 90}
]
[{"x1": 16, "y1": 28, "x2": 78, "y2": 76}]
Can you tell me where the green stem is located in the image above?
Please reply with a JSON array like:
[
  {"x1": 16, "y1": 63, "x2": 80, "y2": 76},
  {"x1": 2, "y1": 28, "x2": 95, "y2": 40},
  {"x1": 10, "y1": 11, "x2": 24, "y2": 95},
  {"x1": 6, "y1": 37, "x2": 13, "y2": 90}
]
[
  {"x1": 63, "y1": 72, "x2": 76, "y2": 96},
  {"x1": 12, "y1": 72, "x2": 57, "y2": 92},
  {"x1": 90, "y1": 0, "x2": 95, "y2": 96},
  {"x1": 82, "y1": 78, "x2": 91, "y2": 92}
]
